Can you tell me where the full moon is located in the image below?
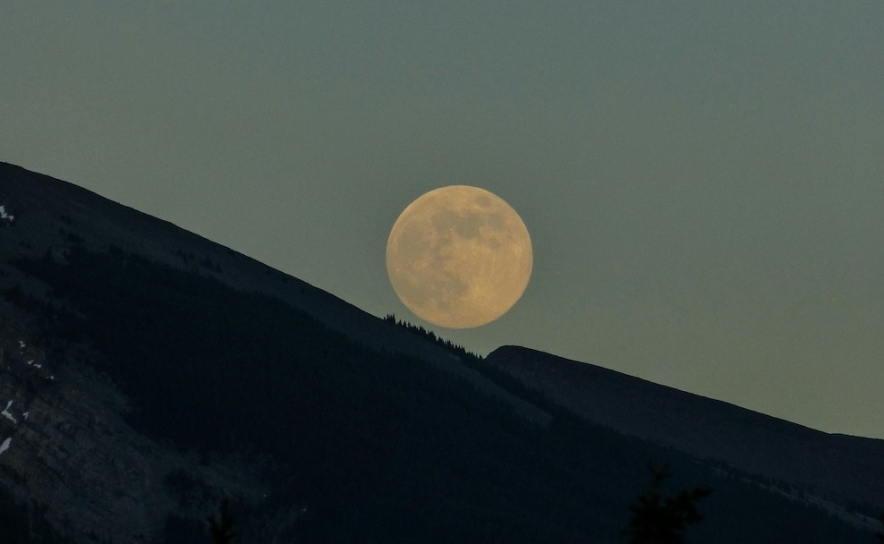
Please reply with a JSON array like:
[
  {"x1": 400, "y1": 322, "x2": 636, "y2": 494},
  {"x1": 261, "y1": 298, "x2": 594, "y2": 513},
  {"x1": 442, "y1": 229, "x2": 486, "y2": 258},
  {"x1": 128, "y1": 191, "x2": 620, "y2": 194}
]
[{"x1": 386, "y1": 186, "x2": 533, "y2": 329}]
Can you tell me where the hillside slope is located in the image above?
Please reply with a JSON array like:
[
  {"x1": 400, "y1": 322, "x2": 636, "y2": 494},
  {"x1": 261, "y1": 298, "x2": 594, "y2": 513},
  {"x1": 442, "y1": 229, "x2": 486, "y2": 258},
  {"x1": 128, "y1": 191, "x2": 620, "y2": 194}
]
[
  {"x1": 487, "y1": 345, "x2": 884, "y2": 522},
  {"x1": 0, "y1": 163, "x2": 879, "y2": 543}
]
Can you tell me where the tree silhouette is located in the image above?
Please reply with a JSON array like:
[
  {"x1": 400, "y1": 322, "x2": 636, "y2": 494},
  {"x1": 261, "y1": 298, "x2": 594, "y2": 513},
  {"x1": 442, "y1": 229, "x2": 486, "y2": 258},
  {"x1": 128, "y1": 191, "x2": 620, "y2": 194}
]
[
  {"x1": 875, "y1": 511, "x2": 884, "y2": 542},
  {"x1": 624, "y1": 463, "x2": 712, "y2": 544},
  {"x1": 207, "y1": 498, "x2": 236, "y2": 544}
]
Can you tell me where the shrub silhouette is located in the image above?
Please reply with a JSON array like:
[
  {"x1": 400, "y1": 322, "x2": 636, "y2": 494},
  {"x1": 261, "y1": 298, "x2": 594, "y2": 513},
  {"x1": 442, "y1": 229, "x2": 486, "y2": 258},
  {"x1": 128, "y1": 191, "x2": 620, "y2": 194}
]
[
  {"x1": 207, "y1": 499, "x2": 236, "y2": 544},
  {"x1": 625, "y1": 463, "x2": 712, "y2": 544}
]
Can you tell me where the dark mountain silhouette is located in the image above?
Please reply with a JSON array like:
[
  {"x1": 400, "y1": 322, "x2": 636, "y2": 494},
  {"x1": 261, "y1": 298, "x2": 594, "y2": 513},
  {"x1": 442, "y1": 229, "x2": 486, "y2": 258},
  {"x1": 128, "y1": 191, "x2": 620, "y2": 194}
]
[
  {"x1": 486, "y1": 346, "x2": 884, "y2": 512},
  {"x1": 0, "y1": 162, "x2": 881, "y2": 543}
]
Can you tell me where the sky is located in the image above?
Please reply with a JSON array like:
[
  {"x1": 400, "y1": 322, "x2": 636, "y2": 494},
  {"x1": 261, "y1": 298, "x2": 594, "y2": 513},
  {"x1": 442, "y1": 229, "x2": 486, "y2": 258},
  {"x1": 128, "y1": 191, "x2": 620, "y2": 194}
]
[{"x1": 2, "y1": 2, "x2": 883, "y2": 439}]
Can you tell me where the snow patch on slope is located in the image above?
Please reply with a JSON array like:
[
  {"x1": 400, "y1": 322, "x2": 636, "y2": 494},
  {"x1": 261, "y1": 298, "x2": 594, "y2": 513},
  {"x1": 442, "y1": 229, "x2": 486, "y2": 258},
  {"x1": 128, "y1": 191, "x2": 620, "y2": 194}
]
[
  {"x1": 0, "y1": 205, "x2": 14, "y2": 223},
  {"x1": 1, "y1": 401, "x2": 17, "y2": 424}
]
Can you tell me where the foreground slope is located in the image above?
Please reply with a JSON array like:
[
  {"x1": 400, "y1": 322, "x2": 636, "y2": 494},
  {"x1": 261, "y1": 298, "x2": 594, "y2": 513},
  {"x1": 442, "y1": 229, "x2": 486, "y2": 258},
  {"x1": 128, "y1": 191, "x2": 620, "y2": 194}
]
[{"x1": 0, "y1": 163, "x2": 879, "y2": 543}]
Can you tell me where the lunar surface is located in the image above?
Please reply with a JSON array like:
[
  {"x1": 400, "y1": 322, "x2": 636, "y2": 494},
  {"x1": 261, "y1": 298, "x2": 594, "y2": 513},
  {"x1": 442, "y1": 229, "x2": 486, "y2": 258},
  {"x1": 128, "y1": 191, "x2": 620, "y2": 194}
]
[{"x1": 386, "y1": 186, "x2": 533, "y2": 329}]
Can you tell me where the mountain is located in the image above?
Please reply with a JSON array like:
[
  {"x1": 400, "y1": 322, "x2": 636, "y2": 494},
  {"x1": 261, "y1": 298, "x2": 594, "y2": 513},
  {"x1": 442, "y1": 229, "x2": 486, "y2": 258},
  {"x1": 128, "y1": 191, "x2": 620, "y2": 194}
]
[
  {"x1": 0, "y1": 162, "x2": 882, "y2": 543},
  {"x1": 486, "y1": 346, "x2": 884, "y2": 528},
  {"x1": 488, "y1": 347, "x2": 884, "y2": 505}
]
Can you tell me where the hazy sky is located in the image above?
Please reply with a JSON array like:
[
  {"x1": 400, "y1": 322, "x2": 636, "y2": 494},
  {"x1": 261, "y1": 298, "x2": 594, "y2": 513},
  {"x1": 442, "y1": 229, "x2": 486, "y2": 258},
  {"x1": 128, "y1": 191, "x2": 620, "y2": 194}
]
[{"x1": 2, "y1": 2, "x2": 883, "y2": 438}]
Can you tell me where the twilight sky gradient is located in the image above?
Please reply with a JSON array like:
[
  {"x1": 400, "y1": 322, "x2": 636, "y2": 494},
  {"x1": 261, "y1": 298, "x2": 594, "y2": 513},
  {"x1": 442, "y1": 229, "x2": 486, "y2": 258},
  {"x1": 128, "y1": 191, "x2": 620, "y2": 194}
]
[{"x1": 2, "y1": 3, "x2": 883, "y2": 438}]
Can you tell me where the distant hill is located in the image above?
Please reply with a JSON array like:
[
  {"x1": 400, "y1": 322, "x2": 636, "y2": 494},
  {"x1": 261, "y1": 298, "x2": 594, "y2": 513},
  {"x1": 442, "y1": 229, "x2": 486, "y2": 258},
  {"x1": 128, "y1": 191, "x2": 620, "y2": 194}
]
[
  {"x1": 0, "y1": 162, "x2": 881, "y2": 543},
  {"x1": 486, "y1": 346, "x2": 884, "y2": 529}
]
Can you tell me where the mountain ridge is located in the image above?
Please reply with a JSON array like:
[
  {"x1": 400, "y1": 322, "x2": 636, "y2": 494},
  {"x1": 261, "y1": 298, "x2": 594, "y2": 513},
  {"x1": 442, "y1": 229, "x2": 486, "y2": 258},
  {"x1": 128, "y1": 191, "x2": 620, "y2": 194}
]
[
  {"x1": 0, "y1": 162, "x2": 452, "y2": 365},
  {"x1": 487, "y1": 345, "x2": 884, "y2": 510}
]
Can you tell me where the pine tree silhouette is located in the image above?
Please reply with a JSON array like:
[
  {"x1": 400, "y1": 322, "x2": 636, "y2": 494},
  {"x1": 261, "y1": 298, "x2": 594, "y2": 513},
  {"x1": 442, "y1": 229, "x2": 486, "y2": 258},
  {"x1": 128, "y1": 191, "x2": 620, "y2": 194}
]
[
  {"x1": 625, "y1": 463, "x2": 713, "y2": 544},
  {"x1": 207, "y1": 498, "x2": 236, "y2": 544},
  {"x1": 875, "y1": 511, "x2": 884, "y2": 543}
]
